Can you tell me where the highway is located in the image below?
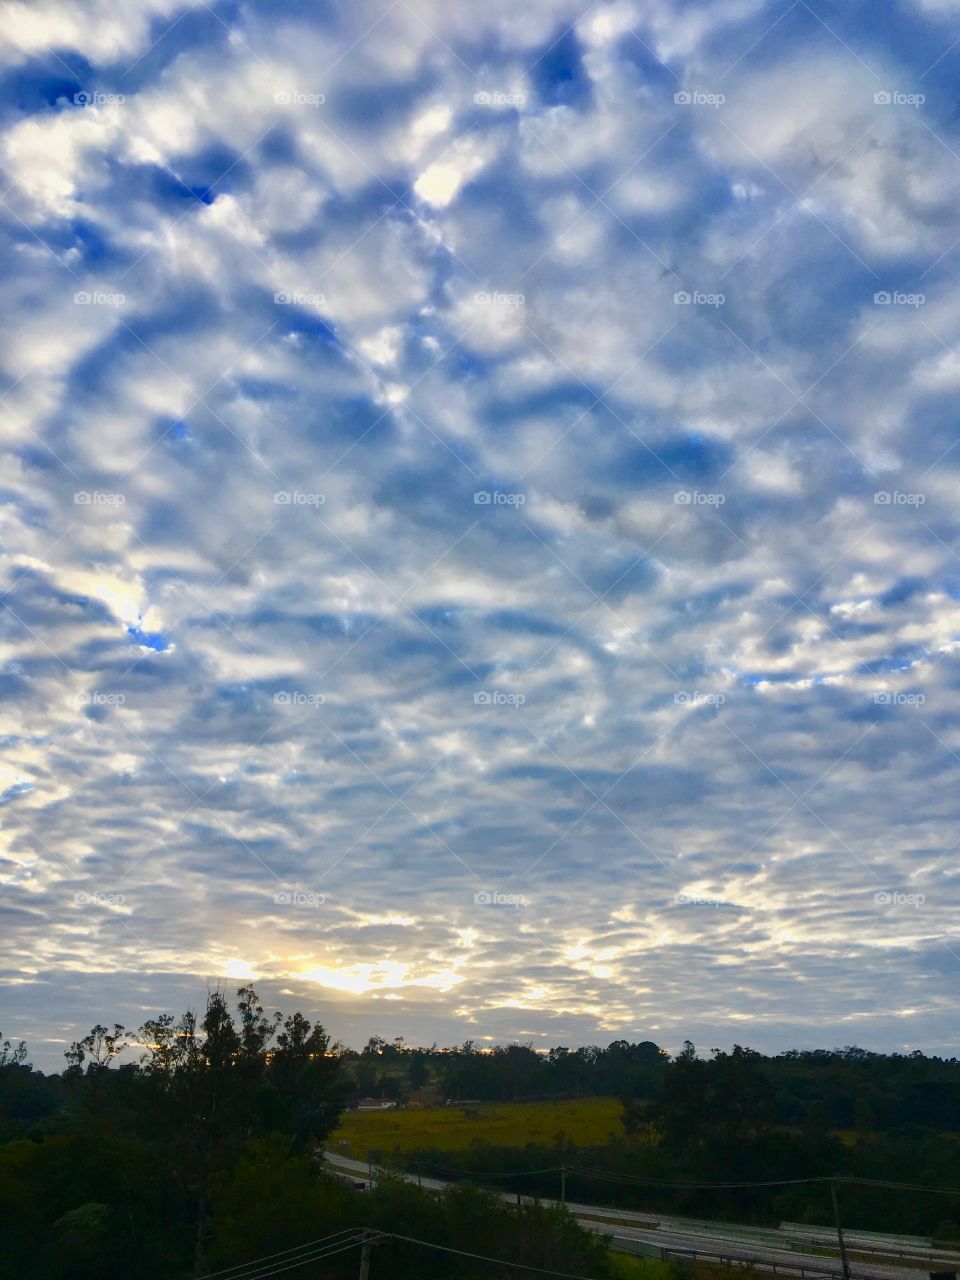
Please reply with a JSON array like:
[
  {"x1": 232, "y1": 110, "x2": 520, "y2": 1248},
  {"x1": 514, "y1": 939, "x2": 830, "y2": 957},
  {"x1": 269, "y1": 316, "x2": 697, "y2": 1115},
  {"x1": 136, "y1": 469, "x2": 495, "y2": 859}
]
[{"x1": 322, "y1": 1152, "x2": 960, "y2": 1279}]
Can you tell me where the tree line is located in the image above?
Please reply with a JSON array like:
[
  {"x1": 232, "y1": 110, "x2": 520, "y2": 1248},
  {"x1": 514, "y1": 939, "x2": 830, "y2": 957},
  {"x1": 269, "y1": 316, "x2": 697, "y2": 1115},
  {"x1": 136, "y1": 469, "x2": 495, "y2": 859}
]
[
  {"x1": 0, "y1": 992, "x2": 616, "y2": 1279},
  {"x1": 345, "y1": 1033, "x2": 960, "y2": 1134},
  {"x1": 398, "y1": 1042, "x2": 960, "y2": 1238},
  {"x1": 3, "y1": 1002, "x2": 960, "y2": 1276}
]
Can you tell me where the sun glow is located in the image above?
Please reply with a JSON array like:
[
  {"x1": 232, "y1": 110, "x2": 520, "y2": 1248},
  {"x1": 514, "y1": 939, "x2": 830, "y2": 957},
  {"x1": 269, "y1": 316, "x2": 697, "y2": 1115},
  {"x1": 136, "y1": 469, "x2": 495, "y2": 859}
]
[{"x1": 298, "y1": 960, "x2": 461, "y2": 995}]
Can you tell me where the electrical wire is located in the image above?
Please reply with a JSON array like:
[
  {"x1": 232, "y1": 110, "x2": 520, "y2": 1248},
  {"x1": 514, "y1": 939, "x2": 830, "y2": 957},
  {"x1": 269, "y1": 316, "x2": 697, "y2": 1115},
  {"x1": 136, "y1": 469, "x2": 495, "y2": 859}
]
[
  {"x1": 565, "y1": 1168, "x2": 960, "y2": 1194},
  {"x1": 567, "y1": 1167, "x2": 835, "y2": 1188},
  {"x1": 215, "y1": 1169, "x2": 960, "y2": 1279},
  {"x1": 377, "y1": 1231, "x2": 610, "y2": 1277},
  {"x1": 229, "y1": 1236, "x2": 373, "y2": 1280},
  {"x1": 201, "y1": 1229, "x2": 368, "y2": 1279}
]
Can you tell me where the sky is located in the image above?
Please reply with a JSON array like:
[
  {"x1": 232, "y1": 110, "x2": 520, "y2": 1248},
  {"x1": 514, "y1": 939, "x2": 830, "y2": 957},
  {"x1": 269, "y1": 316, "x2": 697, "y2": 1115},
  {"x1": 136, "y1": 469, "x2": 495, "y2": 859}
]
[{"x1": 1, "y1": 0, "x2": 959, "y2": 1072}]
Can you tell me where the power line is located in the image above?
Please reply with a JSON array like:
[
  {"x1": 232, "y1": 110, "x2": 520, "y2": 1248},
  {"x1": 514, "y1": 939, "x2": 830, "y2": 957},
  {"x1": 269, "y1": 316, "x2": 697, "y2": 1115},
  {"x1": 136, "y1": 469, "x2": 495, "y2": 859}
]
[
  {"x1": 202, "y1": 1229, "x2": 370, "y2": 1280},
  {"x1": 215, "y1": 1172, "x2": 960, "y2": 1280},
  {"x1": 568, "y1": 1167, "x2": 834, "y2": 1188},
  {"x1": 217, "y1": 1227, "x2": 607, "y2": 1280},
  {"x1": 564, "y1": 1168, "x2": 960, "y2": 1194},
  {"x1": 392, "y1": 1159, "x2": 960, "y2": 1195},
  {"x1": 378, "y1": 1231, "x2": 609, "y2": 1277},
  {"x1": 235, "y1": 1236, "x2": 373, "y2": 1279},
  {"x1": 203, "y1": 1227, "x2": 359, "y2": 1276},
  {"x1": 840, "y1": 1177, "x2": 960, "y2": 1197}
]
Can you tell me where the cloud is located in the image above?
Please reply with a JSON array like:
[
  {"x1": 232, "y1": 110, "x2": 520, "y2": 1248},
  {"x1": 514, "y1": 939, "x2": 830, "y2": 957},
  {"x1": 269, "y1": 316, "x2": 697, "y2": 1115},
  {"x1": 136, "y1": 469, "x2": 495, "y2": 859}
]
[{"x1": 1, "y1": 0, "x2": 959, "y2": 1068}]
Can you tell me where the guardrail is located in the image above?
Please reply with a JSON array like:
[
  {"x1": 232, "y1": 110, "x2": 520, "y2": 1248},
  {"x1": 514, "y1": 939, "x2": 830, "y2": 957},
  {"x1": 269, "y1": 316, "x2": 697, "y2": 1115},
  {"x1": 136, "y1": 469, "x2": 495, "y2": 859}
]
[{"x1": 606, "y1": 1233, "x2": 894, "y2": 1280}]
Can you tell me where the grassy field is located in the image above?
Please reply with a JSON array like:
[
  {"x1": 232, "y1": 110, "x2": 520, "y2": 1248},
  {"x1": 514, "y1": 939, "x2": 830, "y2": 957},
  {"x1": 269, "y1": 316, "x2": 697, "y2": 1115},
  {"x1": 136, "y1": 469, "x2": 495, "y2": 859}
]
[
  {"x1": 608, "y1": 1254, "x2": 673, "y2": 1279},
  {"x1": 329, "y1": 1096, "x2": 624, "y2": 1156}
]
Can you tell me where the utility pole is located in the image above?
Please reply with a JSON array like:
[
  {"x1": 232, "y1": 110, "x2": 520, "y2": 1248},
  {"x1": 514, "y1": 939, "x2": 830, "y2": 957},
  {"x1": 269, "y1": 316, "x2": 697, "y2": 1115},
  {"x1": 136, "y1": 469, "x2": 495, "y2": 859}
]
[
  {"x1": 358, "y1": 1229, "x2": 372, "y2": 1280},
  {"x1": 831, "y1": 1179, "x2": 851, "y2": 1280},
  {"x1": 560, "y1": 1163, "x2": 566, "y2": 1204}
]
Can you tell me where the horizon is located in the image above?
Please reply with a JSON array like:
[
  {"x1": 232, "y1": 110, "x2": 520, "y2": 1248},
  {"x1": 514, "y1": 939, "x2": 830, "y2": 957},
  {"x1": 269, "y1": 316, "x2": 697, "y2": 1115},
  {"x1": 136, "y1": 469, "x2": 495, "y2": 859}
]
[
  {"x1": 8, "y1": 985, "x2": 959, "y2": 1074},
  {"x1": 2, "y1": 0, "x2": 960, "y2": 1068}
]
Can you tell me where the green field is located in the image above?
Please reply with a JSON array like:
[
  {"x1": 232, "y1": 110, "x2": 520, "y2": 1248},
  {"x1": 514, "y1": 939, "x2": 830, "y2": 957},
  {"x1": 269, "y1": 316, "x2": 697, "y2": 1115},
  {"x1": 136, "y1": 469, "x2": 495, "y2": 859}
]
[
  {"x1": 329, "y1": 1096, "x2": 623, "y2": 1156},
  {"x1": 608, "y1": 1254, "x2": 673, "y2": 1280}
]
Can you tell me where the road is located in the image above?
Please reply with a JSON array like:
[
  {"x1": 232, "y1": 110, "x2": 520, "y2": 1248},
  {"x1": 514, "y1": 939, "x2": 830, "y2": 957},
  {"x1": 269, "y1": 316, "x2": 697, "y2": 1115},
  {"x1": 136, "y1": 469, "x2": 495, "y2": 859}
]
[{"x1": 322, "y1": 1152, "x2": 960, "y2": 1279}]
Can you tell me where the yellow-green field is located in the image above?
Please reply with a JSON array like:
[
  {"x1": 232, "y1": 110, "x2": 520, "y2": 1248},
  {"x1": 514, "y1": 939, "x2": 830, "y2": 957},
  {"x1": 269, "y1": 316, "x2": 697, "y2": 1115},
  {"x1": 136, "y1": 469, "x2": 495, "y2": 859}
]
[
  {"x1": 608, "y1": 1254, "x2": 673, "y2": 1280},
  {"x1": 330, "y1": 1096, "x2": 623, "y2": 1156}
]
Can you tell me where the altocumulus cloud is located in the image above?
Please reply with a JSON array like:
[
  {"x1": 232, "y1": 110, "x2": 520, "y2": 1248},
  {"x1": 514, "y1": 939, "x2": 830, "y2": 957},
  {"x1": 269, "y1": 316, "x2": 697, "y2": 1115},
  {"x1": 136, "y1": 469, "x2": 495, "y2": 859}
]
[{"x1": 1, "y1": 0, "x2": 959, "y2": 1066}]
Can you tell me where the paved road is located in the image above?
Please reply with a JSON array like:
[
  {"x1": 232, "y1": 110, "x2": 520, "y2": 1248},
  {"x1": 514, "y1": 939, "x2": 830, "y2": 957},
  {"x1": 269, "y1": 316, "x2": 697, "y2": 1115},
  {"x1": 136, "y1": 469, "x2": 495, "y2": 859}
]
[{"x1": 322, "y1": 1153, "x2": 956, "y2": 1280}]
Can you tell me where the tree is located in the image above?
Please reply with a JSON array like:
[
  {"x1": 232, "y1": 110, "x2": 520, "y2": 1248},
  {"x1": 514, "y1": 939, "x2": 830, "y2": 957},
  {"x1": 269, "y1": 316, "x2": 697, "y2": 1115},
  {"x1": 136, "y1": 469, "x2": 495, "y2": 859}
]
[
  {"x1": 64, "y1": 1024, "x2": 128, "y2": 1074},
  {"x1": 409, "y1": 1055, "x2": 430, "y2": 1090},
  {"x1": 0, "y1": 1034, "x2": 27, "y2": 1068},
  {"x1": 270, "y1": 1011, "x2": 346, "y2": 1146}
]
